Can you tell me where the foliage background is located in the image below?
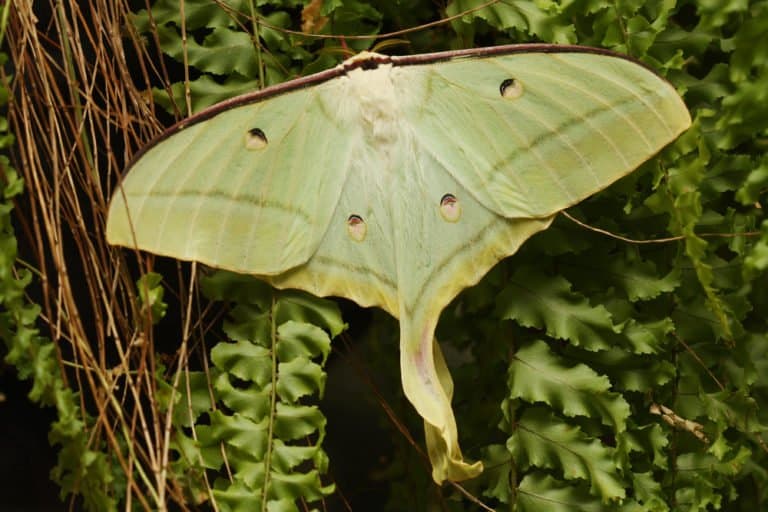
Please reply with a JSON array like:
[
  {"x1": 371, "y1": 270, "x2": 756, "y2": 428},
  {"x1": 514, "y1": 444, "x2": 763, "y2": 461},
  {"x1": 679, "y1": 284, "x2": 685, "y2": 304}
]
[{"x1": 2, "y1": 0, "x2": 768, "y2": 510}]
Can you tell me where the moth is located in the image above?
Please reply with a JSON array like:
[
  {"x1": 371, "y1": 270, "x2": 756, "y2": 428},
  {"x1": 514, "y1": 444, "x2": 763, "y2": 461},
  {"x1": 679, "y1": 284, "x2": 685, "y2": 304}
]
[{"x1": 107, "y1": 44, "x2": 691, "y2": 482}]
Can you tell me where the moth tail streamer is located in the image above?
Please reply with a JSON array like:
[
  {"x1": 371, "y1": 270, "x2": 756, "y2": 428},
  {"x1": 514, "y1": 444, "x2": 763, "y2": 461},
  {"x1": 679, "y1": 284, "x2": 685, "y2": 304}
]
[{"x1": 399, "y1": 313, "x2": 483, "y2": 482}]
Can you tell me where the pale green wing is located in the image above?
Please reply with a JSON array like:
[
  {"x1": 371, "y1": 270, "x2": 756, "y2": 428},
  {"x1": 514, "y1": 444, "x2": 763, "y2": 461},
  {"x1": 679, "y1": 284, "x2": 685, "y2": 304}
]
[
  {"x1": 107, "y1": 81, "x2": 363, "y2": 275},
  {"x1": 266, "y1": 122, "x2": 554, "y2": 480},
  {"x1": 392, "y1": 51, "x2": 691, "y2": 219}
]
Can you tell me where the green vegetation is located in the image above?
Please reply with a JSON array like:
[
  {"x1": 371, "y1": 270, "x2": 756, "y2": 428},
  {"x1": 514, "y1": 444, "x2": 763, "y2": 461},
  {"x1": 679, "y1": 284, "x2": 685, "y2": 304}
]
[{"x1": 2, "y1": 0, "x2": 767, "y2": 510}]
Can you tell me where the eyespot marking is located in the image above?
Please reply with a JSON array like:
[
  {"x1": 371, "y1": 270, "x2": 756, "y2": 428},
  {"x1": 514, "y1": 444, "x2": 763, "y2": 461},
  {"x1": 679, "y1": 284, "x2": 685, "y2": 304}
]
[
  {"x1": 439, "y1": 194, "x2": 461, "y2": 222},
  {"x1": 499, "y1": 78, "x2": 523, "y2": 99},
  {"x1": 245, "y1": 128, "x2": 268, "y2": 150},
  {"x1": 347, "y1": 214, "x2": 367, "y2": 241}
]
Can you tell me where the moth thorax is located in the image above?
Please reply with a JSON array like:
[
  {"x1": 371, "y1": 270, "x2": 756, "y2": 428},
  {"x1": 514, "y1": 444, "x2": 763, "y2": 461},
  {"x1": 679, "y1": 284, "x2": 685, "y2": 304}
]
[{"x1": 348, "y1": 65, "x2": 400, "y2": 144}]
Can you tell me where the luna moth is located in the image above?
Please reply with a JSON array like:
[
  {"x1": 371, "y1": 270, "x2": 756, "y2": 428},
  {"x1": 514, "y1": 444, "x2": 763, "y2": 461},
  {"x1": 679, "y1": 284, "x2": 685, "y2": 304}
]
[{"x1": 106, "y1": 44, "x2": 691, "y2": 483}]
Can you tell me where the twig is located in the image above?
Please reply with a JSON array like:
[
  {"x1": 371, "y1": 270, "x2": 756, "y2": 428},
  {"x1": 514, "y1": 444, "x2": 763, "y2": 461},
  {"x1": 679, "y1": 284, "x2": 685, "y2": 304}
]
[{"x1": 561, "y1": 210, "x2": 762, "y2": 244}]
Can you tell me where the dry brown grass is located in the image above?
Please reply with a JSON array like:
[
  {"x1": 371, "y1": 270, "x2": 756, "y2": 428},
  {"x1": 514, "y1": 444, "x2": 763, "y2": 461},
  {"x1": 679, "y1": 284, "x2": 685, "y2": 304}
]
[{"x1": 7, "y1": 2, "x2": 204, "y2": 508}]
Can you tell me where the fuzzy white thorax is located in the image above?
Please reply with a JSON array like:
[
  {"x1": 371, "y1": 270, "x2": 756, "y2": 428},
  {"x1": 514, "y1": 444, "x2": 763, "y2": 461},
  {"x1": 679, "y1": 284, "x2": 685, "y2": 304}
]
[{"x1": 344, "y1": 63, "x2": 401, "y2": 145}]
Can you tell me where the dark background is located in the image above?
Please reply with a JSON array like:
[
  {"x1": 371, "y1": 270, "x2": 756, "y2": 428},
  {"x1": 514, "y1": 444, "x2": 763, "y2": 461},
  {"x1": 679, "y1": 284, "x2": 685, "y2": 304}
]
[{"x1": 1, "y1": 372, "x2": 61, "y2": 511}]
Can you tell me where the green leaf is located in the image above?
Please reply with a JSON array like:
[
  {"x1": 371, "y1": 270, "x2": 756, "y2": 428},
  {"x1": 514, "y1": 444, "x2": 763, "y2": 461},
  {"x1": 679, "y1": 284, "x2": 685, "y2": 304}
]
[
  {"x1": 736, "y1": 159, "x2": 768, "y2": 205},
  {"x1": 172, "y1": 427, "x2": 223, "y2": 471},
  {"x1": 274, "y1": 403, "x2": 325, "y2": 441},
  {"x1": 617, "y1": 423, "x2": 669, "y2": 470},
  {"x1": 630, "y1": 471, "x2": 669, "y2": 511},
  {"x1": 700, "y1": 389, "x2": 765, "y2": 435},
  {"x1": 133, "y1": 0, "x2": 252, "y2": 31},
  {"x1": 275, "y1": 291, "x2": 346, "y2": 338},
  {"x1": 211, "y1": 339, "x2": 272, "y2": 386},
  {"x1": 136, "y1": 272, "x2": 167, "y2": 324},
  {"x1": 497, "y1": 266, "x2": 619, "y2": 351},
  {"x1": 276, "y1": 320, "x2": 332, "y2": 364},
  {"x1": 156, "y1": 25, "x2": 260, "y2": 78},
  {"x1": 446, "y1": 0, "x2": 576, "y2": 43},
  {"x1": 153, "y1": 74, "x2": 261, "y2": 114},
  {"x1": 200, "y1": 270, "x2": 273, "y2": 306},
  {"x1": 1, "y1": 166, "x2": 23, "y2": 198},
  {"x1": 479, "y1": 444, "x2": 514, "y2": 503},
  {"x1": 277, "y1": 357, "x2": 326, "y2": 402},
  {"x1": 208, "y1": 410, "x2": 269, "y2": 458},
  {"x1": 212, "y1": 479, "x2": 263, "y2": 512},
  {"x1": 746, "y1": 221, "x2": 768, "y2": 272},
  {"x1": 590, "y1": 256, "x2": 680, "y2": 302},
  {"x1": 157, "y1": 370, "x2": 214, "y2": 427},
  {"x1": 517, "y1": 472, "x2": 605, "y2": 512},
  {"x1": 266, "y1": 498, "x2": 299, "y2": 512},
  {"x1": 620, "y1": 317, "x2": 674, "y2": 355},
  {"x1": 269, "y1": 470, "x2": 331, "y2": 502},
  {"x1": 319, "y1": 0, "x2": 382, "y2": 40},
  {"x1": 214, "y1": 372, "x2": 271, "y2": 421},
  {"x1": 509, "y1": 340, "x2": 630, "y2": 432},
  {"x1": 271, "y1": 441, "x2": 321, "y2": 473},
  {"x1": 509, "y1": 407, "x2": 626, "y2": 502},
  {"x1": 673, "y1": 446, "x2": 752, "y2": 510},
  {"x1": 583, "y1": 348, "x2": 675, "y2": 395}
]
